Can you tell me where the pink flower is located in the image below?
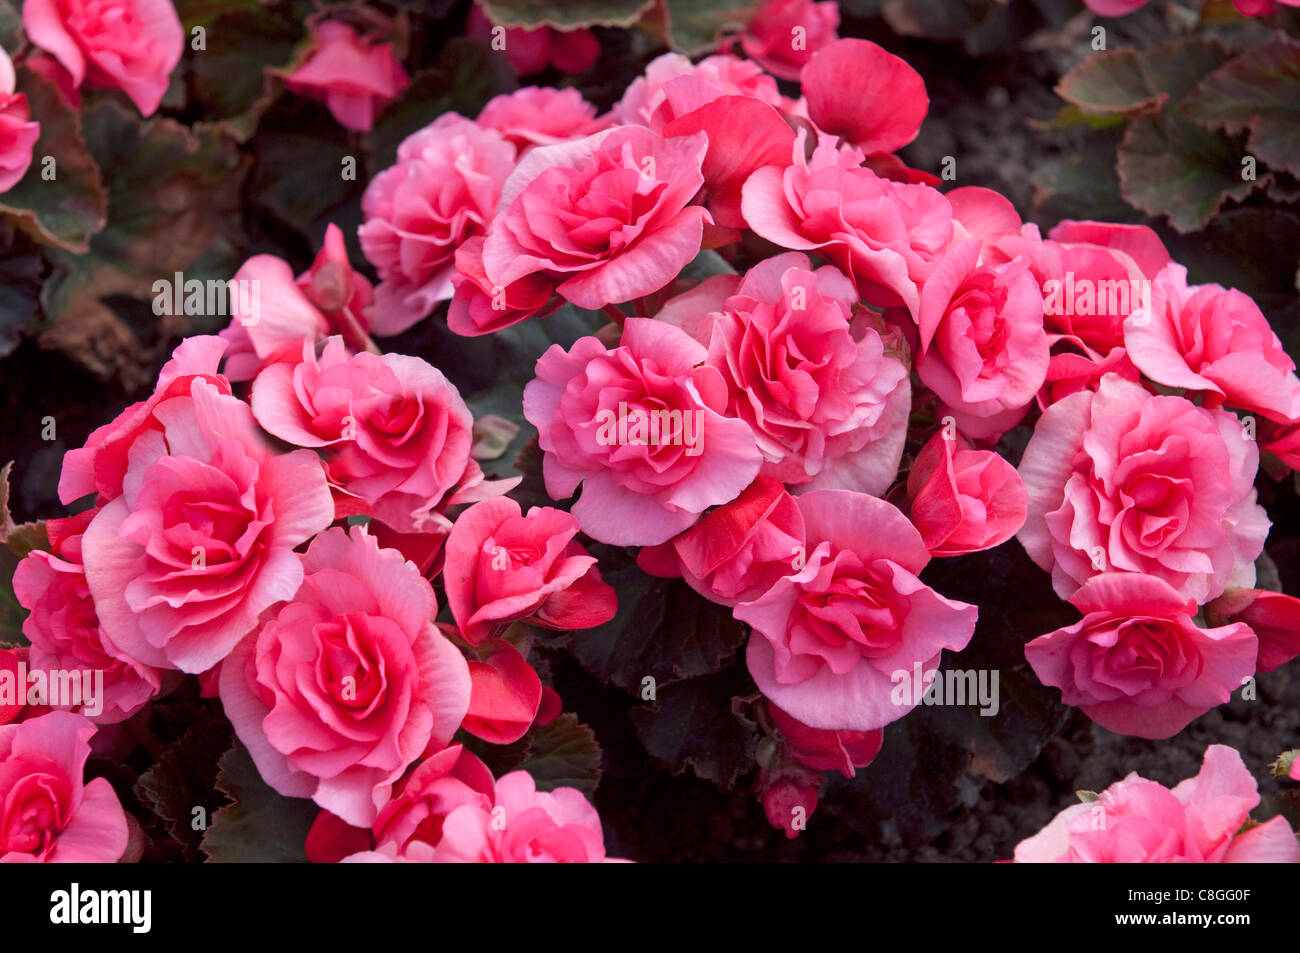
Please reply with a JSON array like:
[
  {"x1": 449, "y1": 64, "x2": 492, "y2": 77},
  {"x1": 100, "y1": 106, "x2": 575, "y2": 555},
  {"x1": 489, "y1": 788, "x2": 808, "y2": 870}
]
[
  {"x1": 359, "y1": 114, "x2": 516, "y2": 335},
  {"x1": 0, "y1": 49, "x2": 39, "y2": 194},
  {"x1": 742, "y1": 131, "x2": 953, "y2": 317},
  {"x1": 1018, "y1": 373, "x2": 1269, "y2": 604},
  {"x1": 1014, "y1": 744, "x2": 1300, "y2": 862},
  {"x1": 761, "y1": 772, "x2": 820, "y2": 839},
  {"x1": 12, "y1": 509, "x2": 162, "y2": 724},
  {"x1": 23, "y1": 51, "x2": 80, "y2": 107},
  {"x1": 737, "y1": 490, "x2": 978, "y2": 731},
  {"x1": 0, "y1": 647, "x2": 28, "y2": 724},
  {"x1": 284, "y1": 21, "x2": 408, "y2": 132},
  {"x1": 658, "y1": 254, "x2": 910, "y2": 492},
  {"x1": 80, "y1": 341, "x2": 336, "y2": 673},
  {"x1": 613, "y1": 53, "x2": 783, "y2": 128},
  {"x1": 476, "y1": 86, "x2": 607, "y2": 153},
  {"x1": 1025, "y1": 573, "x2": 1258, "y2": 738},
  {"x1": 219, "y1": 527, "x2": 472, "y2": 828},
  {"x1": 739, "y1": 0, "x2": 839, "y2": 80},
  {"x1": 1044, "y1": 220, "x2": 1171, "y2": 353},
  {"x1": 637, "y1": 475, "x2": 805, "y2": 607},
  {"x1": 1079, "y1": 0, "x2": 1150, "y2": 14},
  {"x1": 1125, "y1": 263, "x2": 1300, "y2": 423},
  {"x1": 466, "y1": 5, "x2": 599, "y2": 76},
  {"x1": 522, "y1": 318, "x2": 763, "y2": 546},
  {"x1": 23, "y1": 0, "x2": 182, "y2": 116},
  {"x1": 250, "y1": 337, "x2": 499, "y2": 533},
  {"x1": 58, "y1": 333, "x2": 232, "y2": 506},
  {"x1": 0, "y1": 711, "x2": 129, "y2": 862},
  {"x1": 446, "y1": 236, "x2": 558, "y2": 337},
  {"x1": 460, "y1": 637, "x2": 542, "y2": 745},
  {"x1": 767, "y1": 701, "x2": 882, "y2": 778},
  {"x1": 444, "y1": 497, "x2": 616, "y2": 646},
  {"x1": 481, "y1": 125, "x2": 710, "y2": 310},
  {"x1": 432, "y1": 770, "x2": 621, "y2": 862},
  {"x1": 371, "y1": 744, "x2": 495, "y2": 860},
  {"x1": 218, "y1": 223, "x2": 374, "y2": 382},
  {"x1": 801, "y1": 38, "x2": 927, "y2": 156},
  {"x1": 1206, "y1": 588, "x2": 1300, "y2": 674},
  {"x1": 906, "y1": 430, "x2": 1027, "y2": 557},
  {"x1": 917, "y1": 240, "x2": 1048, "y2": 439}
]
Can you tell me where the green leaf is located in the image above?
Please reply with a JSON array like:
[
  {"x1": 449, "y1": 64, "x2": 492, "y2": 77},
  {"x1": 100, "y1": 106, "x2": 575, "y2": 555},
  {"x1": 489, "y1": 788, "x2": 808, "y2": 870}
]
[
  {"x1": 517, "y1": 713, "x2": 603, "y2": 795},
  {"x1": 134, "y1": 714, "x2": 233, "y2": 861},
  {"x1": 0, "y1": 0, "x2": 23, "y2": 49},
  {"x1": 173, "y1": 0, "x2": 260, "y2": 31},
  {"x1": 661, "y1": 0, "x2": 756, "y2": 55},
  {"x1": 248, "y1": 117, "x2": 356, "y2": 244},
  {"x1": 191, "y1": 6, "x2": 302, "y2": 141},
  {"x1": 1111, "y1": 39, "x2": 1258, "y2": 233},
  {"x1": 568, "y1": 549, "x2": 748, "y2": 693},
  {"x1": 0, "y1": 461, "x2": 49, "y2": 558},
  {"x1": 1031, "y1": 127, "x2": 1137, "y2": 225},
  {"x1": 0, "y1": 68, "x2": 107, "y2": 253},
  {"x1": 458, "y1": 712, "x2": 603, "y2": 797},
  {"x1": 38, "y1": 98, "x2": 247, "y2": 386},
  {"x1": 480, "y1": 0, "x2": 654, "y2": 29},
  {"x1": 365, "y1": 39, "x2": 517, "y2": 173},
  {"x1": 1181, "y1": 34, "x2": 1300, "y2": 178},
  {"x1": 0, "y1": 238, "x2": 42, "y2": 359},
  {"x1": 200, "y1": 741, "x2": 318, "y2": 862},
  {"x1": 630, "y1": 670, "x2": 757, "y2": 787},
  {"x1": 1056, "y1": 48, "x2": 1168, "y2": 117}
]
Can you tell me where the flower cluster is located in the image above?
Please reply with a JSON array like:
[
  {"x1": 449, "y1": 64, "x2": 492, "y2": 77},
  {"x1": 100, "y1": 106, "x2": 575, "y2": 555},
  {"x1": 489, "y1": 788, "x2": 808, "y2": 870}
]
[{"x1": 4, "y1": 0, "x2": 1299, "y2": 865}]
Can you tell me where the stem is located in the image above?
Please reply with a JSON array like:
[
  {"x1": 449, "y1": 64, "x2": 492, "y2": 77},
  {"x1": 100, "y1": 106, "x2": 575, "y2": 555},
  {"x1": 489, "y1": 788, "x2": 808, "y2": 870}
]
[{"x1": 601, "y1": 303, "x2": 627, "y2": 327}]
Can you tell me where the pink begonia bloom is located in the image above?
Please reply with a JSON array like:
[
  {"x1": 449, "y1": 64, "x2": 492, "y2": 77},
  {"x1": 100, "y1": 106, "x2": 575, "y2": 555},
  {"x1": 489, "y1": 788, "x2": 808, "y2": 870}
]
[
  {"x1": 657, "y1": 253, "x2": 909, "y2": 492},
  {"x1": 767, "y1": 701, "x2": 883, "y2": 779},
  {"x1": 739, "y1": 0, "x2": 839, "y2": 81},
  {"x1": 1043, "y1": 221, "x2": 1170, "y2": 356},
  {"x1": 917, "y1": 239, "x2": 1048, "y2": 439},
  {"x1": 443, "y1": 497, "x2": 616, "y2": 647},
  {"x1": 1014, "y1": 744, "x2": 1300, "y2": 863},
  {"x1": 742, "y1": 130, "x2": 953, "y2": 318},
  {"x1": 638, "y1": 475, "x2": 805, "y2": 608},
  {"x1": 284, "y1": 21, "x2": 408, "y2": 133},
  {"x1": 372, "y1": 744, "x2": 495, "y2": 859},
  {"x1": 0, "y1": 712, "x2": 129, "y2": 862},
  {"x1": 0, "y1": 49, "x2": 39, "y2": 194},
  {"x1": 251, "y1": 336, "x2": 504, "y2": 533},
  {"x1": 1206, "y1": 588, "x2": 1300, "y2": 674},
  {"x1": 801, "y1": 38, "x2": 927, "y2": 156},
  {"x1": 219, "y1": 223, "x2": 374, "y2": 382},
  {"x1": 737, "y1": 490, "x2": 978, "y2": 732},
  {"x1": 220, "y1": 527, "x2": 472, "y2": 828},
  {"x1": 482, "y1": 125, "x2": 710, "y2": 310},
  {"x1": 761, "y1": 771, "x2": 820, "y2": 839},
  {"x1": 446, "y1": 235, "x2": 558, "y2": 338},
  {"x1": 476, "y1": 86, "x2": 608, "y2": 153},
  {"x1": 12, "y1": 509, "x2": 162, "y2": 724},
  {"x1": 460, "y1": 637, "x2": 543, "y2": 745},
  {"x1": 522, "y1": 318, "x2": 763, "y2": 546},
  {"x1": 612, "y1": 53, "x2": 783, "y2": 128},
  {"x1": 656, "y1": 89, "x2": 794, "y2": 235},
  {"x1": 80, "y1": 340, "x2": 335, "y2": 673},
  {"x1": 906, "y1": 430, "x2": 1027, "y2": 557},
  {"x1": 432, "y1": 770, "x2": 623, "y2": 863},
  {"x1": 359, "y1": 114, "x2": 516, "y2": 335},
  {"x1": 22, "y1": 0, "x2": 182, "y2": 116},
  {"x1": 59, "y1": 329, "x2": 231, "y2": 506},
  {"x1": 1018, "y1": 374, "x2": 1269, "y2": 604},
  {"x1": 1125, "y1": 263, "x2": 1300, "y2": 423},
  {"x1": 1025, "y1": 573, "x2": 1258, "y2": 739},
  {"x1": 466, "y1": 5, "x2": 599, "y2": 76},
  {"x1": 0, "y1": 647, "x2": 28, "y2": 724}
]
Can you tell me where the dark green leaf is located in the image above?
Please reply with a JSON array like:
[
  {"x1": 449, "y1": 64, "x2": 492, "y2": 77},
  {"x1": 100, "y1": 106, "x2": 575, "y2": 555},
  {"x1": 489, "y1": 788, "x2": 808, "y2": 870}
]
[
  {"x1": 201, "y1": 741, "x2": 318, "y2": 862},
  {"x1": 630, "y1": 670, "x2": 757, "y2": 787}
]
